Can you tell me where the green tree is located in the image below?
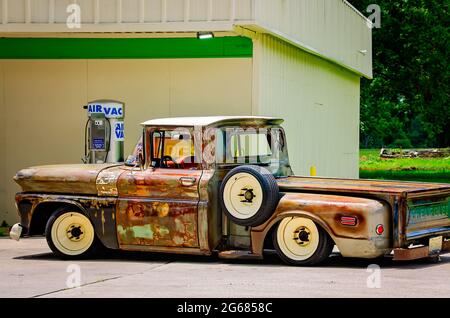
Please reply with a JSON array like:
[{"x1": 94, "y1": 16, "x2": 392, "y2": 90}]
[{"x1": 348, "y1": 0, "x2": 449, "y2": 148}]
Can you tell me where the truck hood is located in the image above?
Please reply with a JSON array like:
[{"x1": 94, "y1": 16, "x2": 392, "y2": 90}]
[
  {"x1": 14, "y1": 164, "x2": 123, "y2": 196},
  {"x1": 277, "y1": 176, "x2": 450, "y2": 196}
]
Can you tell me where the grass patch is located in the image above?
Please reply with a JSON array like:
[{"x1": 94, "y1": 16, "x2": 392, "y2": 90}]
[
  {"x1": 360, "y1": 149, "x2": 450, "y2": 183},
  {"x1": 0, "y1": 227, "x2": 10, "y2": 236}
]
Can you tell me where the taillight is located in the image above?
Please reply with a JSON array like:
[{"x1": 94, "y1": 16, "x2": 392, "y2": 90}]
[
  {"x1": 340, "y1": 216, "x2": 357, "y2": 226},
  {"x1": 376, "y1": 224, "x2": 384, "y2": 235}
]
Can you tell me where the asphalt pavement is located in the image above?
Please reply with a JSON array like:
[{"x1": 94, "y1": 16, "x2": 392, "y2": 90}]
[{"x1": 1, "y1": 237, "x2": 449, "y2": 298}]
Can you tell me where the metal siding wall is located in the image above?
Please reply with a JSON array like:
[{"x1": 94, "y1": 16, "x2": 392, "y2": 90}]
[
  {"x1": 253, "y1": 34, "x2": 360, "y2": 179},
  {"x1": 54, "y1": 0, "x2": 73, "y2": 23},
  {"x1": 144, "y1": 0, "x2": 163, "y2": 22},
  {"x1": 0, "y1": 57, "x2": 252, "y2": 225},
  {"x1": 0, "y1": 1, "x2": 370, "y2": 79},
  {"x1": 235, "y1": 0, "x2": 253, "y2": 21},
  {"x1": 77, "y1": 0, "x2": 95, "y2": 23},
  {"x1": 167, "y1": 58, "x2": 253, "y2": 116},
  {"x1": 3, "y1": 60, "x2": 88, "y2": 226},
  {"x1": 121, "y1": 0, "x2": 140, "y2": 23},
  {"x1": 98, "y1": 0, "x2": 118, "y2": 23},
  {"x1": 166, "y1": 0, "x2": 185, "y2": 22},
  {"x1": 7, "y1": 0, "x2": 25, "y2": 23},
  {"x1": 86, "y1": 58, "x2": 252, "y2": 151},
  {"x1": 254, "y1": 0, "x2": 372, "y2": 78},
  {"x1": 211, "y1": 0, "x2": 231, "y2": 21},
  {"x1": 0, "y1": 61, "x2": 5, "y2": 224},
  {"x1": 0, "y1": 0, "x2": 254, "y2": 28},
  {"x1": 189, "y1": 0, "x2": 208, "y2": 21}
]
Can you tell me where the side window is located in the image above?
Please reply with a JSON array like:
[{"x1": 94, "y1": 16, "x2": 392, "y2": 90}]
[
  {"x1": 229, "y1": 133, "x2": 273, "y2": 158},
  {"x1": 150, "y1": 129, "x2": 199, "y2": 170}
]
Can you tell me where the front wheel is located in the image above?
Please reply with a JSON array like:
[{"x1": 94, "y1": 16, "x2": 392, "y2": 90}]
[
  {"x1": 273, "y1": 217, "x2": 334, "y2": 266},
  {"x1": 45, "y1": 208, "x2": 99, "y2": 259}
]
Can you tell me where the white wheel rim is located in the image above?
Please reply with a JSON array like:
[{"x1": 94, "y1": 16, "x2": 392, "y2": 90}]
[
  {"x1": 51, "y1": 212, "x2": 95, "y2": 256},
  {"x1": 223, "y1": 172, "x2": 263, "y2": 220},
  {"x1": 277, "y1": 217, "x2": 320, "y2": 261}
]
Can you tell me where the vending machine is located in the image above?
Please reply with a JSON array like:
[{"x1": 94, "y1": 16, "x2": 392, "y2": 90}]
[{"x1": 83, "y1": 100, "x2": 125, "y2": 164}]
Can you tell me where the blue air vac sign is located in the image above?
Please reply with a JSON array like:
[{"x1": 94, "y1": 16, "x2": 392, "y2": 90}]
[
  {"x1": 93, "y1": 138, "x2": 105, "y2": 150},
  {"x1": 88, "y1": 102, "x2": 124, "y2": 119},
  {"x1": 115, "y1": 122, "x2": 125, "y2": 141}
]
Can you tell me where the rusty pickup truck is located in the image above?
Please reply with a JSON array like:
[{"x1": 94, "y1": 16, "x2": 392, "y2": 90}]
[{"x1": 11, "y1": 116, "x2": 450, "y2": 266}]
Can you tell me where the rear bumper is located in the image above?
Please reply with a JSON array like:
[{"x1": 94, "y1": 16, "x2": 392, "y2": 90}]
[{"x1": 394, "y1": 239, "x2": 450, "y2": 261}]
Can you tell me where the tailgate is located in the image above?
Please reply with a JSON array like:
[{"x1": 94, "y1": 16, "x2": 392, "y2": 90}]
[{"x1": 405, "y1": 192, "x2": 450, "y2": 241}]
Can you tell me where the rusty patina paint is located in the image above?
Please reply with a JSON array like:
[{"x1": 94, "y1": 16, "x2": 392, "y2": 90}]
[
  {"x1": 12, "y1": 117, "x2": 450, "y2": 261},
  {"x1": 15, "y1": 193, "x2": 45, "y2": 232},
  {"x1": 14, "y1": 164, "x2": 121, "y2": 195},
  {"x1": 276, "y1": 177, "x2": 450, "y2": 248},
  {"x1": 115, "y1": 166, "x2": 203, "y2": 250},
  {"x1": 277, "y1": 176, "x2": 450, "y2": 195},
  {"x1": 14, "y1": 193, "x2": 119, "y2": 249},
  {"x1": 250, "y1": 192, "x2": 391, "y2": 257},
  {"x1": 96, "y1": 165, "x2": 127, "y2": 197},
  {"x1": 198, "y1": 169, "x2": 217, "y2": 253},
  {"x1": 405, "y1": 195, "x2": 450, "y2": 241},
  {"x1": 117, "y1": 168, "x2": 200, "y2": 199},
  {"x1": 116, "y1": 199, "x2": 198, "y2": 247}
]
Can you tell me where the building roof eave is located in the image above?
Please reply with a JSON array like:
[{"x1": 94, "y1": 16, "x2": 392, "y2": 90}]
[{"x1": 234, "y1": 24, "x2": 373, "y2": 80}]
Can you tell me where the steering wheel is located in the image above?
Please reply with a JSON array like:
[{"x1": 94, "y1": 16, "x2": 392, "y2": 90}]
[{"x1": 161, "y1": 156, "x2": 177, "y2": 168}]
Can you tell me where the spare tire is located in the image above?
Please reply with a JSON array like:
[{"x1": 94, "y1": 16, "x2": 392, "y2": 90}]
[{"x1": 220, "y1": 165, "x2": 280, "y2": 227}]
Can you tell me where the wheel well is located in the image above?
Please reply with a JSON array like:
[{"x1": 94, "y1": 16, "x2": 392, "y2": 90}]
[
  {"x1": 263, "y1": 222, "x2": 278, "y2": 250},
  {"x1": 29, "y1": 202, "x2": 82, "y2": 236}
]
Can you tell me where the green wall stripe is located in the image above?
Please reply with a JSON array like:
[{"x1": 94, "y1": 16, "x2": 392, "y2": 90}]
[{"x1": 0, "y1": 36, "x2": 253, "y2": 59}]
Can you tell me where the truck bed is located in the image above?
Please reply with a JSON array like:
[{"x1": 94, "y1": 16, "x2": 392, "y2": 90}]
[
  {"x1": 278, "y1": 176, "x2": 450, "y2": 247},
  {"x1": 277, "y1": 176, "x2": 450, "y2": 196}
]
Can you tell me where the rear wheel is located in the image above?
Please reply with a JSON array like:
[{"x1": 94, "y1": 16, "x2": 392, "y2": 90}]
[
  {"x1": 45, "y1": 208, "x2": 99, "y2": 259},
  {"x1": 273, "y1": 217, "x2": 334, "y2": 266}
]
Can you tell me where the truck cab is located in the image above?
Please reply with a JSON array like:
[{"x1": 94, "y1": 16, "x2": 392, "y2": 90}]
[{"x1": 113, "y1": 116, "x2": 292, "y2": 255}]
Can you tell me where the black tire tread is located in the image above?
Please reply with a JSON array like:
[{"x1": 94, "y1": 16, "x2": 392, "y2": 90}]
[
  {"x1": 45, "y1": 207, "x2": 100, "y2": 260},
  {"x1": 220, "y1": 165, "x2": 279, "y2": 227}
]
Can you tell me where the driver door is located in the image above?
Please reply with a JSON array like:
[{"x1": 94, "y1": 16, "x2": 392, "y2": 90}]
[{"x1": 116, "y1": 127, "x2": 202, "y2": 250}]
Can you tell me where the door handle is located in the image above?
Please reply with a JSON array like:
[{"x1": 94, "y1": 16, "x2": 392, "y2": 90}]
[{"x1": 179, "y1": 177, "x2": 197, "y2": 187}]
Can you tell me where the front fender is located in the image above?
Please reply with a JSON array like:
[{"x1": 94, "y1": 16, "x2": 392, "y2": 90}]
[
  {"x1": 15, "y1": 193, "x2": 89, "y2": 231},
  {"x1": 251, "y1": 193, "x2": 392, "y2": 258},
  {"x1": 15, "y1": 193, "x2": 119, "y2": 249}
]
